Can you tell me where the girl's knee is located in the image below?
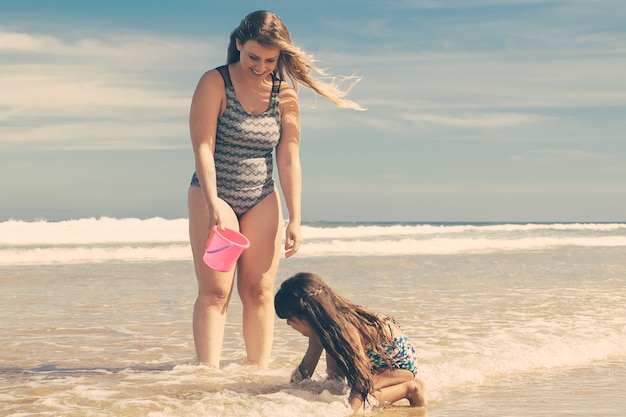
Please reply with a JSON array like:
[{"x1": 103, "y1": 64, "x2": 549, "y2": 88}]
[{"x1": 406, "y1": 379, "x2": 426, "y2": 407}]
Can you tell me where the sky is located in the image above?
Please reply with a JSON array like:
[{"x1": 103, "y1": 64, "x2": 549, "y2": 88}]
[{"x1": 1, "y1": 0, "x2": 625, "y2": 222}]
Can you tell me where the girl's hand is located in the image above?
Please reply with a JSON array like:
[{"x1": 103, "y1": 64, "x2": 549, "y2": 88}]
[{"x1": 290, "y1": 363, "x2": 309, "y2": 383}]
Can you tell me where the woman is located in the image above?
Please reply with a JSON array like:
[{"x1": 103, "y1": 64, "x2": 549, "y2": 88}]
[{"x1": 188, "y1": 10, "x2": 362, "y2": 368}]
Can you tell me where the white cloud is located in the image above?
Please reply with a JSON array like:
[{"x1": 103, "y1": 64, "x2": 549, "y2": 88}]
[
  {"x1": 527, "y1": 149, "x2": 604, "y2": 160},
  {"x1": 3, "y1": 0, "x2": 626, "y2": 152},
  {"x1": 0, "y1": 31, "x2": 62, "y2": 52},
  {"x1": 603, "y1": 166, "x2": 626, "y2": 173},
  {"x1": 398, "y1": 0, "x2": 622, "y2": 9},
  {"x1": 402, "y1": 112, "x2": 546, "y2": 128},
  {"x1": 4, "y1": 120, "x2": 188, "y2": 150},
  {"x1": 0, "y1": 27, "x2": 220, "y2": 67},
  {"x1": 0, "y1": 67, "x2": 188, "y2": 110},
  {"x1": 0, "y1": 28, "x2": 222, "y2": 149}
]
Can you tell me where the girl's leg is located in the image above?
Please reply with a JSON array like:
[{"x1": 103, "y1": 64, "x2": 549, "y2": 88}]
[
  {"x1": 237, "y1": 190, "x2": 282, "y2": 367},
  {"x1": 372, "y1": 369, "x2": 427, "y2": 407},
  {"x1": 188, "y1": 186, "x2": 239, "y2": 367}
]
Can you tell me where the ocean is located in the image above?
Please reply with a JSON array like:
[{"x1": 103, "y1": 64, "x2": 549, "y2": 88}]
[{"x1": 1, "y1": 218, "x2": 625, "y2": 416}]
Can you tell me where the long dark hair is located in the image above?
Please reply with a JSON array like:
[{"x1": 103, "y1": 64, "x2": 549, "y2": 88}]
[
  {"x1": 275, "y1": 272, "x2": 394, "y2": 400},
  {"x1": 226, "y1": 10, "x2": 364, "y2": 110}
]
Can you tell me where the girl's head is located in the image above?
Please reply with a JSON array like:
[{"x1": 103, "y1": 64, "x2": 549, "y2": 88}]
[
  {"x1": 275, "y1": 272, "x2": 356, "y2": 335},
  {"x1": 275, "y1": 272, "x2": 333, "y2": 322}
]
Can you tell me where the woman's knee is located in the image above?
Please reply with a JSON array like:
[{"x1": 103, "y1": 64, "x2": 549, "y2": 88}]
[
  {"x1": 196, "y1": 289, "x2": 230, "y2": 310},
  {"x1": 239, "y1": 279, "x2": 274, "y2": 306},
  {"x1": 196, "y1": 275, "x2": 234, "y2": 307}
]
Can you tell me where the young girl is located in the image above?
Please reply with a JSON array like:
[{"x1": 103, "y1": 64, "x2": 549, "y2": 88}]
[{"x1": 274, "y1": 272, "x2": 426, "y2": 413}]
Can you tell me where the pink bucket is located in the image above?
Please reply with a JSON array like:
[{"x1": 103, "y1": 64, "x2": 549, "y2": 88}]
[{"x1": 203, "y1": 226, "x2": 250, "y2": 272}]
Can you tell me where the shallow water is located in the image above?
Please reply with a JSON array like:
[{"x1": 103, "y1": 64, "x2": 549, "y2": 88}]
[{"x1": 2, "y1": 244, "x2": 625, "y2": 416}]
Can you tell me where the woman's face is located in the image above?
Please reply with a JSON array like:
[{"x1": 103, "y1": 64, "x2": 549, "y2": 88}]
[
  {"x1": 286, "y1": 317, "x2": 314, "y2": 337},
  {"x1": 236, "y1": 39, "x2": 280, "y2": 80}
]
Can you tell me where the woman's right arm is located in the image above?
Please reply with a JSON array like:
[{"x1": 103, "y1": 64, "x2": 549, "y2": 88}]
[{"x1": 189, "y1": 69, "x2": 226, "y2": 227}]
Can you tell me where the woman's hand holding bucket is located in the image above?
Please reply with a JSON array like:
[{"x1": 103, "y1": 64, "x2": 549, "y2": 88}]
[{"x1": 203, "y1": 225, "x2": 250, "y2": 272}]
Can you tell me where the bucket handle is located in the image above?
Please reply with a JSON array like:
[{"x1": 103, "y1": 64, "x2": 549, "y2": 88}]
[{"x1": 205, "y1": 244, "x2": 232, "y2": 254}]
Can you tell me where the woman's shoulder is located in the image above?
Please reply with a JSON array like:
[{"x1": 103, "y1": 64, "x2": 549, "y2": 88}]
[
  {"x1": 278, "y1": 81, "x2": 299, "y2": 116},
  {"x1": 197, "y1": 67, "x2": 228, "y2": 87},
  {"x1": 194, "y1": 68, "x2": 229, "y2": 96},
  {"x1": 278, "y1": 81, "x2": 297, "y2": 100}
]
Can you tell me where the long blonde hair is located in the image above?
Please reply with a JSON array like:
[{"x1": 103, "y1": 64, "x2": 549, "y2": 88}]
[{"x1": 227, "y1": 10, "x2": 364, "y2": 111}]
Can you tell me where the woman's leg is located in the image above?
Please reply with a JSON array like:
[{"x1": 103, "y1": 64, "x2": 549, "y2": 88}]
[
  {"x1": 188, "y1": 186, "x2": 239, "y2": 367},
  {"x1": 237, "y1": 189, "x2": 282, "y2": 367}
]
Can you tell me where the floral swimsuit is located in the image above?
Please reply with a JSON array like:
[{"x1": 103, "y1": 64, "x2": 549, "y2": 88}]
[{"x1": 365, "y1": 317, "x2": 420, "y2": 377}]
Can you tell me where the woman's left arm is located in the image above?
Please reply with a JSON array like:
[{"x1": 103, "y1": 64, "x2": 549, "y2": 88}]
[{"x1": 276, "y1": 86, "x2": 302, "y2": 258}]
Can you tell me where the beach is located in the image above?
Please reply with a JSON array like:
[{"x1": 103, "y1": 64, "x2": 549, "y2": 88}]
[{"x1": 1, "y1": 220, "x2": 625, "y2": 416}]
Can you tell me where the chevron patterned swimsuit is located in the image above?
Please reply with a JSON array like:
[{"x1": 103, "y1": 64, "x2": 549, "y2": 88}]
[{"x1": 190, "y1": 65, "x2": 281, "y2": 218}]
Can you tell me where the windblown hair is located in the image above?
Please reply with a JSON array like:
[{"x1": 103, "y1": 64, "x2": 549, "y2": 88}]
[
  {"x1": 275, "y1": 272, "x2": 395, "y2": 400},
  {"x1": 227, "y1": 10, "x2": 364, "y2": 110}
]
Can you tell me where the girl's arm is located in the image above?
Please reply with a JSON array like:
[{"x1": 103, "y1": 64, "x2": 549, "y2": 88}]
[
  {"x1": 291, "y1": 333, "x2": 324, "y2": 382},
  {"x1": 348, "y1": 390, "x2": 366, "y2": 412},
  {"x1": 276, "y1": 85, "x2": 302, "y2": 258}
]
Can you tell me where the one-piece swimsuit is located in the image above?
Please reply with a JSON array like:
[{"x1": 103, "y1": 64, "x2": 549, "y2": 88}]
[{"x1": 190, "y1": 65, "x2": 281, "y2": 218}]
